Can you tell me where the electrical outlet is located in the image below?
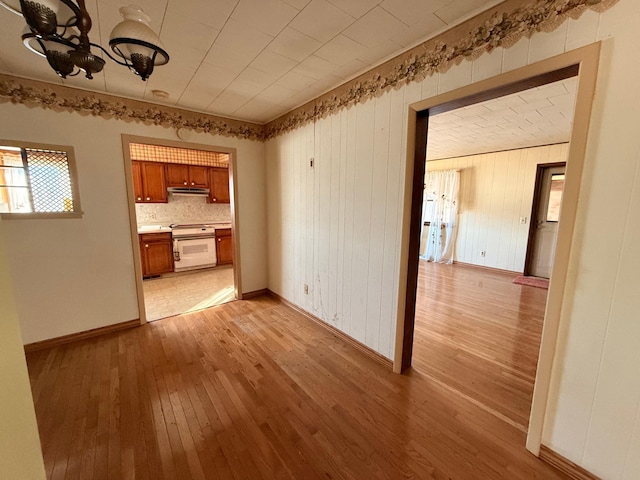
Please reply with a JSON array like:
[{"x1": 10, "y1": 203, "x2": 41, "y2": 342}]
[
  {"x1": 149, "y1": 213, "x2": 157, "y2": 220},
  {"x1": 309, "y1": 157, "x2": 314, "y2": 168},
  {"x1": 520, "y1": 216, "x2": 527, "y2": 224},
  {"x1": 480, "y1": 251, "x2": 486, "y2": 257},
  {"x1": 304, "y1": 284, "x2": 309, "y2": 294}
]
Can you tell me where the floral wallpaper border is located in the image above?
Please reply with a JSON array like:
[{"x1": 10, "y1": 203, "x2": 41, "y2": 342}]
[
  {"x1": 0, "y1": 75, "x2": 265, "y2": 141},
  {"x1": 263, "y1": 0, "x2": 618, "y2": 139},
  {"x1": 0, "y1": 0, "x2": 618, "y2": 142}
]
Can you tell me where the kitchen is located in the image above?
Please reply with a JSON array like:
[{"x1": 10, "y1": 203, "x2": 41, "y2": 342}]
[{"x1": 130, "y1": 141, "x2": 235, "y2": 321}]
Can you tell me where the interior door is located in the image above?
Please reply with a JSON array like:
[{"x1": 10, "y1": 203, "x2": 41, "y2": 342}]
[{"x1": 529, "y1": 165, "x2": 565, "y2": 278}]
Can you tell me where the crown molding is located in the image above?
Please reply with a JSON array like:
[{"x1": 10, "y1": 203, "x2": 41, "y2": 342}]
[
  {"x1": 264, "y1": 0, "x2": 618, "y2": 140},
  {"x1": 0, "y1": 74, "x2": 265, "y2": 142}
]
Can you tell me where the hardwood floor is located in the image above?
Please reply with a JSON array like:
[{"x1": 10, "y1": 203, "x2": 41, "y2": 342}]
[
  {"x1": 412, "y1": 261, "x2": 548, "y2": 430},
  {"x1": 26, "y1": 294, "x2": 566, "y2": 480}
]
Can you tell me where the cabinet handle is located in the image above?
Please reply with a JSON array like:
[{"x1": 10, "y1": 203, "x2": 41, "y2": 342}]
[
  {"x1": 145, "y1": 244, "x2": 149, "y2": 248},
  {"x1": 146, "y1": 196, "x2": 151, "y2": 201},
  {"x1": 218, "y1": 238, "x2": 221, "y2": 242},
  {"x1": 212, "y1": 198, "x2": 217, "y2": 202},
  {"x1": 191, "y1": 181, "x2": 195, "y2": 185},
  {"x1": 183, "y1": 181, "x2": 187, "y2": 185},
  {"x1": 137, "y1": 197, "x2": 142, "y2": 201}
]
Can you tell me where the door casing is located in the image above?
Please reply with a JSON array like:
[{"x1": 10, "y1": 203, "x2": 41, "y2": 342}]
[{"x1": 393, "y1": 43, "x2": 601, "y2": 456}]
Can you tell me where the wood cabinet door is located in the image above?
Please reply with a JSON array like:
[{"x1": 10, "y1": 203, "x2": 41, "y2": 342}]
[
  {"x1": 216, "y1": 229, "x2": 233, "y2": 265},
  {"x1": 210, "y1": 168, "x2": 230, "y2": 203},
  {"x1": 142, "y1": 162, "x2": 167, "y2": 203},
  {"x1": 140, "y1": 233, "x2": 173, "y2": 276},
  {"x1": 165, "y1": 164, "x2": 190, "y2": 187},
  {"x1": 131, "y1": 161, "x2": 144, "y2": 203},
  {"x1": 189, "y1": 166, "x2": 209, "y2": 188}
]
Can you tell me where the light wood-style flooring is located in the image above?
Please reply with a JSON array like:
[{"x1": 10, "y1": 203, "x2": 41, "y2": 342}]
[
  {"x1": 412, "y1": 261, "x2": 548, "y2": 430},
  {"x1": 26, "y1": 293, "x2": 566, "y2": 480}
]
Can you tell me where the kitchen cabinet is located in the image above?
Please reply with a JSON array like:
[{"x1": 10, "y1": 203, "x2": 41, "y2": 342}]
[
  {"x1": 166, "y1": 164, "x2": 209, "y2": 188},
  {"x1": 210, "y1": 167, "x2": 230, "y2": 203},
  {"x1": 139, "y1": 232, "x2": 173, "y2": 277},
  {"x1": 216, "y1": 228, "x2": 233, "y2": 265},
  {"x1": 132, "y1": 161, "x2": 168, "y2": 203}
]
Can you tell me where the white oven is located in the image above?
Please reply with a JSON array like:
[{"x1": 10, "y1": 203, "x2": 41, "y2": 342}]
[{"x1": 171, "y1": 224, "x2": 217, "y2": 272}]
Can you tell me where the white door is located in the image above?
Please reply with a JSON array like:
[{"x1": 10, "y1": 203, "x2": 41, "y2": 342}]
[{"x1": 529, "y1": 165, "x2": 565, "y2": 279}]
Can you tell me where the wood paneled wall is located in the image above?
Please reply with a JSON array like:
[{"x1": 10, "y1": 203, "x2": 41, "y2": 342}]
[
  {"x1": 427, "y1": 144, "x2": 569, "y2": 272},
  {"x1": 266, "y1": 90, "x2": 408, "y2": 360}
]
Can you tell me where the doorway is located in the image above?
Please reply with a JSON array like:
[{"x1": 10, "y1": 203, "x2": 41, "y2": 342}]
[
  {"x1": 122, "y1": 135, "x2": 241, "y2": 324},
  {"x1": 526, "y1": 164, "x2": 566, "y2": 279},
  {"x1": 394, "y1": 44, "x2": 601, "y2": 454},
  {"x1": 412, "y1": 74, "x2": 575, "y2": 428}
]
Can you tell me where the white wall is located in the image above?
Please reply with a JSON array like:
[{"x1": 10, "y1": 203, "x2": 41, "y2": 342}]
[
  {"x1": 427, "y1": 144, "x2": 569, "y2": 272},
  {"x1": 266, "y1": 89, "x2": 406, "y2": 360},
  {"x1": 0, "y1": 224, "x2": 46, "y2": 480},
  {"x1": 265, "y1": 3, "x2": 640, "y2": 478},
  {"x1": 0, "y1": 103, "x2": 267, "y2": 344}
]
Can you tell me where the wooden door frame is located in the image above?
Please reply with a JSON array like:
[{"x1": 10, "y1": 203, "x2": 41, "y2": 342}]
[
  {"x1": 121, "y1": 134, "x2": 242, "y2": 324},
  {"x1": 393, "y1": 43, "x2": 601, "y2": 456},
  {"x1": 524, "y1": 162, "x2": 567, "y2": 276}
]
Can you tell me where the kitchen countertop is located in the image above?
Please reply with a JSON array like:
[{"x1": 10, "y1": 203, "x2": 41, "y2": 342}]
[
  {"x1": 137, "y1": 225, "x2": 172, "y2": 234},
  {"x1": 137, "y1": 223, "x2": 232, "y2": 234}
]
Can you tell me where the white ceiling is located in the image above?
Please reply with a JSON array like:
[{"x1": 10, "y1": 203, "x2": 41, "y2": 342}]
[
  {"x1": 0, "y1": 0, "x2": 504, "y2": 124},
  {"x1": 427, "y1": 77, "x2": 578, "y2": 161}
]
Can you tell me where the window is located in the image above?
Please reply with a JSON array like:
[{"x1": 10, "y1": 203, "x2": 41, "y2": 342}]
[
  {"x1": 0, "y1": 143, "x2": 81, "y2": 218},
  {"x1": 546, "y1": 173, "x2": 565, "y2": 222}
]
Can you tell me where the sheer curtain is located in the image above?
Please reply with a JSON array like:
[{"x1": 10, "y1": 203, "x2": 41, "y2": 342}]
[{"x1": 419, "y1": 169, "x2": 460, "y2": 264}]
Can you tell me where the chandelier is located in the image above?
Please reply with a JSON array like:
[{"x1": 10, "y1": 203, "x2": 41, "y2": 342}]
[{"x1": 0, "y1": 1, "x2": 169, "y2": 80}]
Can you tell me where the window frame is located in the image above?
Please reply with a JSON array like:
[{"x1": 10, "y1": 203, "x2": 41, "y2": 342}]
[{"x1": 0, "y1": 139, "x2": 83, "y2": 219}]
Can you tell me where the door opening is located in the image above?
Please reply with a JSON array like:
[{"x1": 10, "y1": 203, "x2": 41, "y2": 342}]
[
  {"x1": 122, "y1": 135, "x2": 241, "y2": 324},
  {"x1": 394, "y1": 43, "x2": 601, "y2": 455},
  {"x1": 526, "y1": 164, "x2": 566, "y2": 279}
]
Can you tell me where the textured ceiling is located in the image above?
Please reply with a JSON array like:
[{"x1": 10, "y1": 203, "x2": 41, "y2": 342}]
[
  {"x1": 0, "y1": 0, "x2": 504, "y2": 124},
  {"x1": 427, "y1": 77, "x2": 578, "y2": 161}
]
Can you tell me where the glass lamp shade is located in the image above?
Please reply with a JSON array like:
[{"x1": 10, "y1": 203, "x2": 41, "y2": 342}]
[{"x1": 109, "y1": 5, "x2": 168, "y2": 65}]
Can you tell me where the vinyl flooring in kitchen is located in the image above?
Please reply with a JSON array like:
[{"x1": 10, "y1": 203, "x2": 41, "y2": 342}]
[{"x1": 143, "y1": 266, "x2": 235, "y2": 321}]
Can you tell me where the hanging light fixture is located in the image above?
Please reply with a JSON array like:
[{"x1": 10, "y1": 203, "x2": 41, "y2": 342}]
[{"x1": 2, "y1": 1, "x2": 169, "y2": 80}]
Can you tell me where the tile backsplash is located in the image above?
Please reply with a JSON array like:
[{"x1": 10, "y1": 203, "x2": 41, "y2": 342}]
[{"x1": 136, "y1": 195, "x2": 231, "y2": 225}]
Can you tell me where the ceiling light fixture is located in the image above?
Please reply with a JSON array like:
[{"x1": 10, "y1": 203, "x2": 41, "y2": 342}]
[{"x1": 1, "y1": 1, "x2": 169, "y2": 81}]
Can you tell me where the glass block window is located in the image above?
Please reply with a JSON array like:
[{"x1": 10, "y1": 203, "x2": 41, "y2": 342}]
[{"x1": 0, "y1": 145, "x2": 78, "y2": 215}]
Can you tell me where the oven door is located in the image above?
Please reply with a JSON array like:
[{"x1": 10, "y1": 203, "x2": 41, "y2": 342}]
[{"x1": 173, "y1": 236, "x2": 217, "y2": 272}]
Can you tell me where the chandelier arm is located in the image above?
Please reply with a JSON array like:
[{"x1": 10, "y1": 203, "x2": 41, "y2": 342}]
[{"x1": 88, "y1": 42, "x2": 129, "y2": 67}]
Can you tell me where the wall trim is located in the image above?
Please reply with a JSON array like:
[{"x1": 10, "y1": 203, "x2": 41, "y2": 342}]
[
  {"x1": 539, "y1": 445, "x2": 601, "y2": 480},
  {"x1": 264, "y1": 0, "x2": 617, "y2": 139},
  {"x1": 242, "y1": 289, "x2": 269, "y2": 300},
  {"x1": 0, "y1": 74, "x2": 264, "y2": 141},
  {"x1": 0, "y1": 2, "x2": 618, "y2": 143},
  {"x1": 24, "y1": 319, "x2": 139, "y2": 353},
  {"x1": 452, "y1": 261, "x2": 522, "y2": 276},
  {"x1": 268, "y1": 290, "x2": 394, "y2": 370}
]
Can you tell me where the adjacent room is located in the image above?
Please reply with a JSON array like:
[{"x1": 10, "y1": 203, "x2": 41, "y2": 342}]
[
  {"x1": 412, "y1": 76, "x2": 577, "y2": 430},
  {"x1": 128, "y1": 141, "x2": 236, "y2": 321}
]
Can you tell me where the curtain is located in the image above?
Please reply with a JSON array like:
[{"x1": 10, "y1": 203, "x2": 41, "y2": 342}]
[{"x1": 419, "y1": 169, "x2": 460, "y2": 264}]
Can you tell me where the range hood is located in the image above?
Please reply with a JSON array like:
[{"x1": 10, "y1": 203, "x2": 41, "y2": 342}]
[{"x1": 167, "y1": 187, "x2": 210, "y2": 196}]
